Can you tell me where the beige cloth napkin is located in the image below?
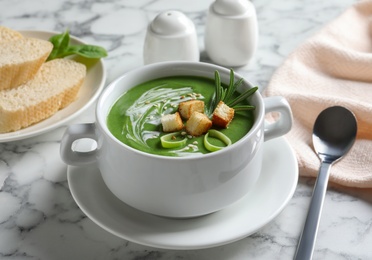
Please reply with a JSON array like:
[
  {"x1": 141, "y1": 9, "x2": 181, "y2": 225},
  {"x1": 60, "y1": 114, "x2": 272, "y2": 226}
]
[{"x1": 264, "y1": 0, "x2": 372, "y2": 188}]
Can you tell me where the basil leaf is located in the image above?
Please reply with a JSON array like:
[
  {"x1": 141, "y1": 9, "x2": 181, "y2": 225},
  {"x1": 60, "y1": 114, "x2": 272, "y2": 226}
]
[
  {"x1": 64, "y1": 44, "x2": 108, "y2": 59},
  {"x1": 47, "y1": 30, "x2": 108, "y2": 60},
  {"x1": 47, "y1": 30, "x2": 70, "y2": 60}
]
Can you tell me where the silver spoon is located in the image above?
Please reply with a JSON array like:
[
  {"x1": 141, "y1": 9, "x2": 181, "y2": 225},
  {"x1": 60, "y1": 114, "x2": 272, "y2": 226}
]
[{"x1": 294, "y1": 106, "x2": 357, "y2": 260}]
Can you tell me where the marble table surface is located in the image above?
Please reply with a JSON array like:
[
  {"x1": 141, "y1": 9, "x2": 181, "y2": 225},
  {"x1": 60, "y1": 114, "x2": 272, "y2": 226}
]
[{"x1": 1, "y1": 0, "x2": 372, "y2": 259}]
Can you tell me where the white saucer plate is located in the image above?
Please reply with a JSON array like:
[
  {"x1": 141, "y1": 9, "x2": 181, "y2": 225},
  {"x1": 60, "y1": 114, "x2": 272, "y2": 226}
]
[
  {"x1": 0, "y1": 30, "x2": 106, "y2": 142},
  {"x1": 68, "y1": 137, "x2": 298, "y2": 250}
]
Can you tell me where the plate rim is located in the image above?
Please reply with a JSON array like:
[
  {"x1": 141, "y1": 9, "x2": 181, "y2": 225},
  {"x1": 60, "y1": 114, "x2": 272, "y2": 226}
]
[
  {"x1": 0, "y1": 29, "x2": 106, "y2": 142},
  {"x1": 67, "y1": 137, "x2": 299, "y2": 250}
]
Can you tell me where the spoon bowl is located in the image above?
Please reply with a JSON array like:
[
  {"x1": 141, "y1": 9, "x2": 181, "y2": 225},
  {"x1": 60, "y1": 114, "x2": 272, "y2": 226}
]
[
  {"x1": 294, "y1": 106, "x2": 357, "y2": 260},
  {"x1": 313, "y1": 107, "x2": 357, "y2": 162}
]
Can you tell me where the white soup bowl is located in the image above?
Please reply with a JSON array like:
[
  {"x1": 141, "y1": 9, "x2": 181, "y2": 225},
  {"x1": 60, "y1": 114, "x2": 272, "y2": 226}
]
[{"x1": 60, "y1": 61, "x2": 292, "y2": 218}]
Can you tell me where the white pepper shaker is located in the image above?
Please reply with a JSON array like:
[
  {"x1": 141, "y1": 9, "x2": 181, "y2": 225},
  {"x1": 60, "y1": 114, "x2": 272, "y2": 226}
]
[
  {"x1": 143, "y1": 10, "x2": 199, "y2": 65},
  {"x1": 205, "y1": 0, "x2": 258, "y2": 67}
]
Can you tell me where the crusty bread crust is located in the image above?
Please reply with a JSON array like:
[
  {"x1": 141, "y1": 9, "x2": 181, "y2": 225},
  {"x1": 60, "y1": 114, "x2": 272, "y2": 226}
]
[
  {"x1": 212, "y1": 101, "x2": 234, "y2": 128},
  {"x1": 0, "y1": 59, "x2": 86, "y2": 133},
  {"x1": 178, "y1": 100, "x2": 205, "y2": 119},
  {"x1": 0, "y1": 37, "x2": 53, "y2": 90}
]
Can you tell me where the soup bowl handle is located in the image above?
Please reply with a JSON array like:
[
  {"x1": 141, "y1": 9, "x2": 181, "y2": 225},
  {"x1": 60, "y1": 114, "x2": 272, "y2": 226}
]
[
  {"x1": 60, "y1": 123, "x2": 98, "y2": 166},
  {"x1": 263, "y1": 96, "x2": 293, "y2": 142}
]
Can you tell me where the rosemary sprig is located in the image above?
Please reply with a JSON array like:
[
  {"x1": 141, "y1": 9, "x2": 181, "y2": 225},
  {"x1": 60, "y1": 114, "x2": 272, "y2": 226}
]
[
  {"x1": 215, "y1": 70, "x2": 222, "y2": 104},
  {"x1": 226, "y1": 86, "x2": 258, "y2": 107},
  {"x1": 232, "y1": 105, "x2": 256, "y2": 111},
  {"x1": 209, "y1": 69, "x2": 258, "y2": 114}
]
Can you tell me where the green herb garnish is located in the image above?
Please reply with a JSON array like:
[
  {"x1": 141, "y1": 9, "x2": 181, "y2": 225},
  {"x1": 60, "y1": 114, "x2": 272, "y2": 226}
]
[
  {"x1": 47, "y1": 29, "x2": 108, "y2": 61},
  {"x1": 209, "y1": 69, "x2": 258, "y2": 115}
]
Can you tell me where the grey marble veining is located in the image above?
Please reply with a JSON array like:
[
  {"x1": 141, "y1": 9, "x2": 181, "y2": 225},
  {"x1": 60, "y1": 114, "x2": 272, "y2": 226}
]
[{"x1": 1, "y1": 0, "x2": 372, "y2": 259}]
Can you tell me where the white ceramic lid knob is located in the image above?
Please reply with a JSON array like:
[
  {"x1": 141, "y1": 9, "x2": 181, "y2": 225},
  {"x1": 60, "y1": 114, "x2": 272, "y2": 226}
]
[
  {"x1": 213, "y1": 0, "x2": 250, "y2": 16},
  {"x1": 150, "y1": 11, "x2": 195, "y2": 36},
  {"x1": 143, "y1": 10, "x2": 200, "y2": 65}
]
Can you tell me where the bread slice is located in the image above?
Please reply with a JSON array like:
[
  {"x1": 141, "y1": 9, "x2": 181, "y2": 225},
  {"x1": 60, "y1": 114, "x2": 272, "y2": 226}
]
[
  {"x1": 0, "y1": 59, "x2": 86, "y2": 133},
  {"x1": 0, "y1": 26, "x2": 23, "y2": 42},
  {"x1": 0, "y1": 37, "x2": 53, "y2": 90}
]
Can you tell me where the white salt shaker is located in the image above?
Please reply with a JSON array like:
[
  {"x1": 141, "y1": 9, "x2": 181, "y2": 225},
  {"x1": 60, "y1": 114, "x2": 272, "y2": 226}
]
[
  {"x1": 205, "y1": 0, "x2": 258, "y2": 67},
  {"x1": 143, "y1": 10, "x2": 199, "y2": 65}
]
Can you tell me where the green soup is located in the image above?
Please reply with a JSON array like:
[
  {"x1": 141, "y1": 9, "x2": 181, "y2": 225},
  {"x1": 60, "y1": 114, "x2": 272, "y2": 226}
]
[{"x1": 107, "y1": 76, "x2": 254, "y2": 157}]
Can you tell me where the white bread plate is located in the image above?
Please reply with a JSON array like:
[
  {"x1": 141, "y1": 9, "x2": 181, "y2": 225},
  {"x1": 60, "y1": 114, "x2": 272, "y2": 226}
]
[{"x1": 0, "y1": 30, "x2": 106, "y2": 142}]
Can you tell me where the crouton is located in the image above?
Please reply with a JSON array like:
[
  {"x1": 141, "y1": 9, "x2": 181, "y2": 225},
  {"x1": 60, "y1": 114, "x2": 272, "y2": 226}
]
[
  {"x1": 212, "y1": 101, "x2": 234, "y2": 128},
  {"x1": 161, "y1": 112, "x2": 183, "y2": 132},
  {"x1": 185, "y1": 111, "x2": 212, "y2": 136},
  {"x1": 178, "y1": 100, "x2": 205, "y2": 119}
]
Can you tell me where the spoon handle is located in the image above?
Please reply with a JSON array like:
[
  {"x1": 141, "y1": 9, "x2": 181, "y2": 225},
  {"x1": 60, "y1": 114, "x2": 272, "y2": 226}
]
[{"x1": 294, "y1": 161, "x2": 332, "y2": 260}]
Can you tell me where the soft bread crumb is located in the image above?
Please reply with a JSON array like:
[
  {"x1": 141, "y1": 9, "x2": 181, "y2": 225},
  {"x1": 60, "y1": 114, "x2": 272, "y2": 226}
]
[
  {"x1": 0, "y1": 37, "x2": 53, "y2": 90},
  {"x1": 212, "y1": 101, "x2": 234, "y2": 128},
  {"x1": 0, "y1": 26, "x2": 23, "y2": 42},
  {"x1": 185, "y1": 111, "x2": 212, "y2": 136},
  {"x1": 161, "y1": 112, "x2": 183, "y2": 132},
  {"x1": 178, "y1": 100, "x2": 204, "y2": 119},
  {"x1": 0, "y1": 59, "x2": 86, "y2": 133}
]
